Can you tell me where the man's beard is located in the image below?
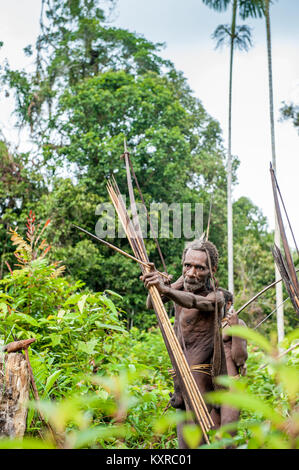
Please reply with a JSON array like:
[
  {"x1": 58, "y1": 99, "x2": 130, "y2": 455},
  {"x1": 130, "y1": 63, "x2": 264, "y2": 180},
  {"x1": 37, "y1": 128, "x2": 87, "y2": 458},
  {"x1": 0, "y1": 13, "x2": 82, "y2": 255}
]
[{"x1": 183, "y1": 277, "x2": 206, "y2": 292}]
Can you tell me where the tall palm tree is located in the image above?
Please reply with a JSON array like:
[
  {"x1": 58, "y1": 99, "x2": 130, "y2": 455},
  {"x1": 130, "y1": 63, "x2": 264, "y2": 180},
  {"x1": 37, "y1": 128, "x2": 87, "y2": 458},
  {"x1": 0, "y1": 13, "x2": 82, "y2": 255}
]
[
  {"x1": 264, "y1": 0, "x2": 284, "y2": 342},
  {"x1": 202, "y1": 0, "x2": 252, "y2": 296},
  {"x1": 240, "y1": 0, "x2": 284, "y2": 342}
]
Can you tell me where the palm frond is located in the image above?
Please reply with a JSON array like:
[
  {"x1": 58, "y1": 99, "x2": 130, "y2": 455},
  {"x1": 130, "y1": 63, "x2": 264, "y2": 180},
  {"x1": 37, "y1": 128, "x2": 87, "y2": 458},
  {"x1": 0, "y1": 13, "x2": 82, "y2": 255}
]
[
  {"x1": 234, "y1": 24, "x2": 253, "y2": 51},
  {"x1": 202, "y1": 0, "x2": 231, "y2": 12},
  {"x1": 239, "y1": 0, "x2": 266, "y2": 20},
  {"x1": 212, "y1": 24, "x2": 231, "y2": 49}
]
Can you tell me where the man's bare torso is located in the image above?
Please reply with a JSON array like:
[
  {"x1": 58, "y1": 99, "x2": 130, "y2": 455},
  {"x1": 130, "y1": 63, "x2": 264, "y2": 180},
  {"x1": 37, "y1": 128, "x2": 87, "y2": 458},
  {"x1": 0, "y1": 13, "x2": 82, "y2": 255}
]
[{"x1": 174, "y1": 290, "x2": 217, "y2": 365}]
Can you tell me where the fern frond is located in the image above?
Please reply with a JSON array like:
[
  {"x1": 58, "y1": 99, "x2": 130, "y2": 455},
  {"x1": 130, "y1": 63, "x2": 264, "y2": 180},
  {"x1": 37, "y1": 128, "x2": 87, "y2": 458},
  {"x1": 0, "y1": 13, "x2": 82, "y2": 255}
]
[
  {"x1": 9, "y1": 228, "x2": 31, "y2": 254},
  {"x1": 51, "y1": 265, "x2": 66, "y2": 278}
]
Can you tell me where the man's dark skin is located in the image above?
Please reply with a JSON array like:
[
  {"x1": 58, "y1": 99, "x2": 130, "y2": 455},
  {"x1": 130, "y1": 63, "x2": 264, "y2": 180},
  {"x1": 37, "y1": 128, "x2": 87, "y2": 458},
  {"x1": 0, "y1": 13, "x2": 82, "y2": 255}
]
[
  {"x1": 211, "y1": 291, "x2": 248, "y2": 430},
  {"x1": 141, "y1": 247, "x2": 225, "y2": 448},
  {"x1": 222, "y1": 298, "x2": 248, "y2": 429},
  {"x1": 222, "y1": 304, "x2": 248, "y2": 378}
]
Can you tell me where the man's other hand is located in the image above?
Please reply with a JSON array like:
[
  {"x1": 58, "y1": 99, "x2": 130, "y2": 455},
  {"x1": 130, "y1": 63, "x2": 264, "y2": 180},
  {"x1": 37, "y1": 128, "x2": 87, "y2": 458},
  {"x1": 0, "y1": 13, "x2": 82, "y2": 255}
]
[{"x1": 226, "y1": 308, "x2": 238, "y2": 326}]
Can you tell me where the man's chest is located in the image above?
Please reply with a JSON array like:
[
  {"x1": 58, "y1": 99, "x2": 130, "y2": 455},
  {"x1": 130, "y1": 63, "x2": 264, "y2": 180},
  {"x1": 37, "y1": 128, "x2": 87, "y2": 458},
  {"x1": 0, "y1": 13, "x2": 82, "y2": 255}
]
[{"x1": 175, "y1": 304, "x2": 214, "y2": 331}]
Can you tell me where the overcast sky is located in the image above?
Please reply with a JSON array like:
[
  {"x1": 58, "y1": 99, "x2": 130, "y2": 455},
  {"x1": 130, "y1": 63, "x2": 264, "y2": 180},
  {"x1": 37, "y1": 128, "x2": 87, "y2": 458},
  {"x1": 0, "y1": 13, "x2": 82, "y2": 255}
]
[{"x1": 0, "y1": 0, "x2": 299, "y2": 246}]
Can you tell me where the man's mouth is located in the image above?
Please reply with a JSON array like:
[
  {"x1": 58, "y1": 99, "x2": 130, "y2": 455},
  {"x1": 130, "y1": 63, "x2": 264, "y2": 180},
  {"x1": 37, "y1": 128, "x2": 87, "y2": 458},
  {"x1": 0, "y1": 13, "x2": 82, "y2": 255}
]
[{"x1": 184, "y1": 278, "x2": 205, "y2": 292}]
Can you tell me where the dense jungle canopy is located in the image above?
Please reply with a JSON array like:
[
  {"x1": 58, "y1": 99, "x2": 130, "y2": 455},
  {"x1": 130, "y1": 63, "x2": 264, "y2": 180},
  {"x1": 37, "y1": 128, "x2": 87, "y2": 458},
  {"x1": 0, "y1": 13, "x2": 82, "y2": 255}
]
[
  {"x1": 1, "y1": 0, "x2": 296, "y2": 331},
  {"x1": 0, "y1": 0, "x2": 298, "y2": 450}
]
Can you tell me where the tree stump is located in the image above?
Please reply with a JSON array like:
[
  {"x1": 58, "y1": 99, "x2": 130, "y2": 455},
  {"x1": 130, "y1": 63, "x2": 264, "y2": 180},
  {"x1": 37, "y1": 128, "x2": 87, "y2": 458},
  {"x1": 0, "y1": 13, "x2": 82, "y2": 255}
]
[{"x1": 0, "y1": 352, "x2": 30, "y2": 438}]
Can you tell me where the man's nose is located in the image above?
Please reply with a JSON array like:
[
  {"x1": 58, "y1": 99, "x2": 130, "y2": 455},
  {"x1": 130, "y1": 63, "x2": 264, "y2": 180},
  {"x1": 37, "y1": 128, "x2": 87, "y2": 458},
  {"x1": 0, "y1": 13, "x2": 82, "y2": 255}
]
[{"x1": 187, "y1": 266, "x2": 197, "y2": 277}]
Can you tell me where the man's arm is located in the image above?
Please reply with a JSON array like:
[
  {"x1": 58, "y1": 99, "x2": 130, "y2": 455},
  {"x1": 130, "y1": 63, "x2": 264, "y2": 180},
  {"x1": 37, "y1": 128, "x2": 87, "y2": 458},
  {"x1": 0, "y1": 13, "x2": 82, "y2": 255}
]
[
  {"x1": 146, "y1": 275, "x2": 184, "y2": 309},
  {"x1": 225, "y1": 312, "x2": 248, "y2": 367},
  {"x1": 159, "y1": 286, "x2": 223, "y2": 311},
  {"x1": 141, "y1": 270, "x2": 224, "y2": 311}
]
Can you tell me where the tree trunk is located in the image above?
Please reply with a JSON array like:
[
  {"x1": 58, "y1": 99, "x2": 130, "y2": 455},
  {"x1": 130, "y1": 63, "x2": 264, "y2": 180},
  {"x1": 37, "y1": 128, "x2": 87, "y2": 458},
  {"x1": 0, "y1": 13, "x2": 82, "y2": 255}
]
[
  {"x1": 227, "y1": 0, "x2": 237, "y2": 296},
  {"x1": 265, "y1": 0, "x2": 284, "y2": 342},
  {"x1": 0, "y1": 352, "x2": 30, "y2": 438}
]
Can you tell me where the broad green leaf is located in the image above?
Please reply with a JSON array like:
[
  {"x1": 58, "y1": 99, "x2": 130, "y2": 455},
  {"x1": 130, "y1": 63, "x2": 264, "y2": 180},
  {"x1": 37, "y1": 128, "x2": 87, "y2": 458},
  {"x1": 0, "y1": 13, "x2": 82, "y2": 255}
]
[
  {"x1": 225, "y1": 325, "x2": 272, "y2": 353},
  {"x1": 154, "y1": 410, "x2": 187, "y2": 434},
  {"x1": 206, "y1": 390, "x2": 283, "y2": 426},
  {"x1": 63, "y1": 310, "x2": 81, "y2": 321},
  {"x1": 95, "y1": 321, "x2": 125, "y2": 332},
  {"x1": 77, "y1": 294, "x2": 88, "y2": 314},
  {"x1": 8, "y1": 312, "x2": 39, "y2": 327},
  {"x1": 57, "y1": 309, "x2": 65, "y2": 323},
  {"x1": 182, "y1": 424, "x2": 202, "y2": 449},
  {"x1": 276, "y1": 365, "x2": 299, "y2": 401},
  {"x1": 282, "y1": 328, "x2": 299, "y2": 348},
  {"x1": 0, "y1": 302, "x2": 8, "y2": 314},
  {"x1": 44, "y1": 369, "x2": 63, "y2": 396},
  {"x1": 63, "y1": 294, "x2": 82, "y2": 306},
  {"x1": 99, "y1": 295, "x2": 118, "y2": 316},
  {"x1": 265, "y1": 435, "x2": 290, "y2": 449},
  {"x1": 77, "y1": 338, "x2": 98, "y2": 355},
  {"x1": 72, "y1": 425, "x2": 127, "y2": 449},
  {"x1": 30, "y1": 398, "x2": 87, "y2": 432},
  {"x1": 104, "y1": 289, "x2": 123, "y2": 300},
  {"x1": 0, "y1": 293, "x2": 13, "y2": 300},
  {"x1": 49, "y1": 333, "x2": 63, "y2": 347}
]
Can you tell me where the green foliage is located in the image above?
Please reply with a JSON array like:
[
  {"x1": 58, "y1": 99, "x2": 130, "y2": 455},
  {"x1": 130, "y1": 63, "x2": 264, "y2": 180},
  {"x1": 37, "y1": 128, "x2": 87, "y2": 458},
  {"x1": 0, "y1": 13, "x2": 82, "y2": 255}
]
[
  {"x1": 1, "y1": 222, "x2": 298, "y2": 449},
  {"x1": 1, "y1": 0, "x2": 170, "y2": 142},
  {"x1": 280, "y1": 101, "x2": 299, "y2": 133},
  {"x1": 203, "y1": 326, "x2": 299, "y2": 449},
  {"x1": 0, "y1": 0, "x2": 297, "y2": 451},
  {"x1": 0, "y1": 218, "x2": 180, "y2": 448}
]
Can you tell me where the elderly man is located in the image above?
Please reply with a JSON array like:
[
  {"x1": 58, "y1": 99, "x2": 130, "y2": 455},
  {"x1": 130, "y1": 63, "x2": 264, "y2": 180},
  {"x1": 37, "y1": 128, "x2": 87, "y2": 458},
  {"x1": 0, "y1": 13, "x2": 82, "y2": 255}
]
[{"x1": 141, "y1": 239, "x2": 228, "y2": 448}]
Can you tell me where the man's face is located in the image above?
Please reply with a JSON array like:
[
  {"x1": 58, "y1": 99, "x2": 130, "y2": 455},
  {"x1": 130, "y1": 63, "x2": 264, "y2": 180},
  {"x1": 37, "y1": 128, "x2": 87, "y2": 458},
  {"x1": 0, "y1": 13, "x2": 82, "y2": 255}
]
[
  {"x1": 182, "y1": 249, "x2": 210, "y2": 292},
  {"x1": 226, "y1": 300, "x2": 232, "y2": 314}
]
